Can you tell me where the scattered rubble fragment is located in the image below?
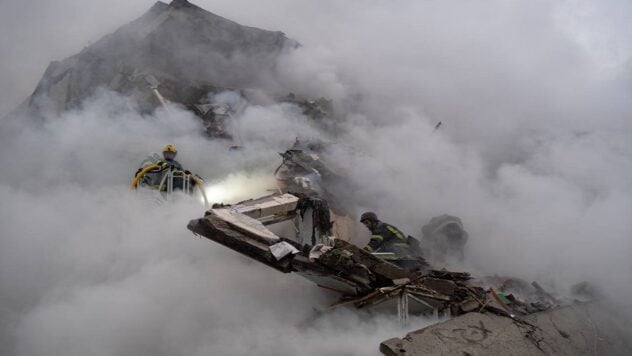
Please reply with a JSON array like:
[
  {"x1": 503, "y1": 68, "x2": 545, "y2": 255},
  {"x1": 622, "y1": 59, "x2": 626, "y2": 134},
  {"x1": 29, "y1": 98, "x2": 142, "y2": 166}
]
[
  {"x1": 275, "y1": 143, "x2": 339, "y2": 196},
  {"x1": 190, "y1": 92, "x2": 241, "y2": 139},
  {"x1": 280, "y1": 93, "x2": 334, "y2": 120}
]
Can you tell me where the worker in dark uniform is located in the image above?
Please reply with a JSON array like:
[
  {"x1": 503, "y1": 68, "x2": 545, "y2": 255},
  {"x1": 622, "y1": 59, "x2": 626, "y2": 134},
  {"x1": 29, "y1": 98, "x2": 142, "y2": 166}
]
[
  {"x1": 360, "y1": 212, "x2": 427, "y2": 271},
  {"x1": 421, "y1": 214, "x2": 468, "y2": 265},
  {"x1": 134, "y1": 144, "x2": 188, "y2": 192}
]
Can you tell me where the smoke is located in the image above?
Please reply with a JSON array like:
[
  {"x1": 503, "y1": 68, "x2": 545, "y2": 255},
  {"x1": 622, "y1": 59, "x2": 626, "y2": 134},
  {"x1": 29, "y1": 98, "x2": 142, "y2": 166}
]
[
  {"x1": 202, "y1": 173, "x2": 276, "y2": 205},
  {"x1": 1, "y1": 0, "x2": 632, "y2": 355},
  {"x1": 0, "y1": 91, "x2": 429, "y2": 356}
]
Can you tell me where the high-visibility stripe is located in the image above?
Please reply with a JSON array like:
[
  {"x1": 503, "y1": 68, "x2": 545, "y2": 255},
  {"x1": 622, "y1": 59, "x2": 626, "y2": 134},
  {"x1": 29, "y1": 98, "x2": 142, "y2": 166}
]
[
  {"x1": 386, "y1": 225, "x2": 404, "y2": 240},
  {"x1": 391, "y1": 242, "x2": 410, "y2": 248},
  {"x1": 371, "y1": 234, "x2": 384, "y2": 241},
  {"x1": 380, "y1": 255, "x2": 398, "y2": 260}
]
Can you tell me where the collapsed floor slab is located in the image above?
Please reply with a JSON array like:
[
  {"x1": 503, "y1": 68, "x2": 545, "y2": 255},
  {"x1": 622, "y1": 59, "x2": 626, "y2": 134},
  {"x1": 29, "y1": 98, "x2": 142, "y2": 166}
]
[{"x1": 380, "y1": 302, "x2": 632, "y2": 355}]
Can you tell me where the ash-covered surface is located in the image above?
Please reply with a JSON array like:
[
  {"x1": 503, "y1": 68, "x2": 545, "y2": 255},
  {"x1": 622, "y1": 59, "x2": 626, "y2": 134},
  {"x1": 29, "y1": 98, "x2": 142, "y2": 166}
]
[
  {"x1": 381, "y1": 302, "x2": 632, "y2": 355},
  {"x1": 25, "y1": 0, "x2": 297, "y2": 116}
]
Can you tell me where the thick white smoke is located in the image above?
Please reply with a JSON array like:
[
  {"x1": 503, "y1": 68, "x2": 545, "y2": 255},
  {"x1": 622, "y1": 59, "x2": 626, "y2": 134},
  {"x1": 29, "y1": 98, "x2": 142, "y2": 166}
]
[
  {"x1": 0, "y1": 92, "x2": 435, "y2": 356},
  {"x1": 1, "y1": 0, "x2": 632, "y2": 355}
]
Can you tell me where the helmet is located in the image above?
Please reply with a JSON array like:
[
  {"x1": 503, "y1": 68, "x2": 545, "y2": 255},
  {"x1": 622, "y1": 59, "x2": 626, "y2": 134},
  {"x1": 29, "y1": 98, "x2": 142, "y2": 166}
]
[
  {"x1": 163, "y1": 144, "x2": 177, "y2": 160},
  {"x1": 163, "y1": 144, "x2": 177, "y2": 153},
  {"x1": 360, "y1": 211, "x2": 378, "y2": 223}
]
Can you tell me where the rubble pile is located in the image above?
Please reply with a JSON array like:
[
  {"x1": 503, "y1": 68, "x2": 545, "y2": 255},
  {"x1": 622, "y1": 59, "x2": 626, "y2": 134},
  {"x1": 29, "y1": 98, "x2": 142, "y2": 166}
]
[
  {"x1": 188, "y1": 196, "x2": 630, "y2": 356},
  {"x1": 280, "y1": 93, "x2": 334, "y2": 120},
  {"x1": 3, "y1": 0, "x2": 345, "y2": 149},
  {"x1": 18, "y1": 0, "x2": 307, "y2": 131},
  {"x1": 187, "y1": 193, "x2": 564, "y2": 324},
  {"x1": 11, "y1": 0, "x2": 344, "y2": 143},
  {"x1": 311, "y1": 241, "x2": 565, "y2": 323}
]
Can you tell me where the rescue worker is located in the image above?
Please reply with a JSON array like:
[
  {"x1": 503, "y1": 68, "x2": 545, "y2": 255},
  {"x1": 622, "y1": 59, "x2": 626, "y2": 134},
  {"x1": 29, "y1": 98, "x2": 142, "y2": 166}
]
[
  {"x1": 156, "y1": 144, "x2": 183, "y2": 170},
  {"x1": 421, "y1": 214, "x2": 468, "y2": 265},
  {"x1": 360, "y1": 212, "x2": 428, "y2": 271},
  {"x1": 134, "y1": 144, "x2": 183, "y2": 189},
  {"x1": 360, "y1": 212, "x2": 415, "y2": 259}
]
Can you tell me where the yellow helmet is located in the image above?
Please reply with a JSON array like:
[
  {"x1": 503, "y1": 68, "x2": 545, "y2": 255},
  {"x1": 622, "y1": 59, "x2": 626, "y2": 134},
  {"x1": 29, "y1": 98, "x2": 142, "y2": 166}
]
[{"x1": 163, "y1": 144, "x2": 177, "y2": 153}]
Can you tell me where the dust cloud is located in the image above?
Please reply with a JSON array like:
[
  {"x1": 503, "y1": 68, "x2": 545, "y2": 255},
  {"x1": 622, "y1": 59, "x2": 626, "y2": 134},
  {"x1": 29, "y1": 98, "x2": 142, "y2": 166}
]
[{"x1": 1, "y1": 0, "x2": 631, "y2": 355}]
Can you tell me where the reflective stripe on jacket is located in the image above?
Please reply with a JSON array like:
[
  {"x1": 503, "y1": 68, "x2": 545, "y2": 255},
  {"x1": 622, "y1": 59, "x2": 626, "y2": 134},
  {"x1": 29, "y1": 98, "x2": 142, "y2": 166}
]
[
  {"x1": 365, "y1": 221, "x2": 413, "y2": 258},
  {"x1": 156, "y1": 158, "x2": 183, "y2": 170}
]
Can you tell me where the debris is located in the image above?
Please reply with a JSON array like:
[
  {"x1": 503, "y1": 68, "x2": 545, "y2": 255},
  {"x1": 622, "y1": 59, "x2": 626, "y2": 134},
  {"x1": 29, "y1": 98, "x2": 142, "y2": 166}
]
[
  {"x1": 489, "y1": 287, "x2": 514, "y2": 317},
  {"x1": 212, "y1": 208, "x2": 281, "y2": 244},
  {"x1": 188, "y1": 193, "x2": 572, "y2": 322},
  {"x1": 296, "y1": 197, "x2": 333, "y2": 245},
  {"x1": 433, "y1": 121, "x2": 442, "y2": 132},
  {"x1": 21, "y1": 0, "x2": 298, "y2": 122},
  {"x1": 459, "y1": 299, "x2": 480, "y2": 313},
  {"x1": 186, "y1": 189, "x2": 632, "y2": 355},
  {"x1": 280, "y1": 93, "x2": 333, "y2": 120},
  {"x1": 393, "y1": 278, "x2": 411, "y2": 286},
  {"x1": 231, "y1": 193, "x2": 299, "y2": 221},
  {"x1": 497, "y1": 291, "x2": 511, "y2": 305},
  {"x1": 275, "y1": 147, "x2": 340, "y2": 197},
  {"x1": 269, "y1": 241, "x2": 300, "y2": 260},
  {"x1": 532, "y1": 281, "x2": 559, "y2": 304},
  {"x1": 309, "y1": 244, "x2": 333, "y2": 261}
]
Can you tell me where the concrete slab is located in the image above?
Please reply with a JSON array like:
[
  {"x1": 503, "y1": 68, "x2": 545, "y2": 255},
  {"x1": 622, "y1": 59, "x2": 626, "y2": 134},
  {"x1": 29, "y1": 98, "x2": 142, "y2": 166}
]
[{"x1": 380, "y1": 303, "x2": 632, "y2": 355}]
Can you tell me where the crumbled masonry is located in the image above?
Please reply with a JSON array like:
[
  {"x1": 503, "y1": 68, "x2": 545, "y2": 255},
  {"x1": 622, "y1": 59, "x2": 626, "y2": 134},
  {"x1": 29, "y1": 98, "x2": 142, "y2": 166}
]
[
  {"x1": 189, "y1": 193, "x2": 565, "y2": 317},
  {"x1": 187, "y1": 188, "x2": 631, "y2": 355}
]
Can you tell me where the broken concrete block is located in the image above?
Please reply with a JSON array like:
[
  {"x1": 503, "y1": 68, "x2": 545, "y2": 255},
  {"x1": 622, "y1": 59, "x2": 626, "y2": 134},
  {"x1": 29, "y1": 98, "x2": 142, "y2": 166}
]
[
  {"x1": 380, "y1": 302, "x2": 632, "y2": 356},
  {"x1": 269, "y1": 241, "x2": 300, "y2": 260}
]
